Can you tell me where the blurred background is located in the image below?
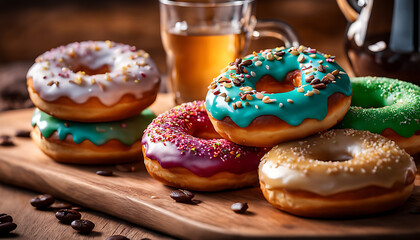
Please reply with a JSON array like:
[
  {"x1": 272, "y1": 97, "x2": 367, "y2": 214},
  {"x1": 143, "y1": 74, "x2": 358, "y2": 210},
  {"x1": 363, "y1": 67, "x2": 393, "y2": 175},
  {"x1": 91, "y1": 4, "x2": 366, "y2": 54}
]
[{"x1": 0, "y1": 0, "x2": 350, "y2": 110}]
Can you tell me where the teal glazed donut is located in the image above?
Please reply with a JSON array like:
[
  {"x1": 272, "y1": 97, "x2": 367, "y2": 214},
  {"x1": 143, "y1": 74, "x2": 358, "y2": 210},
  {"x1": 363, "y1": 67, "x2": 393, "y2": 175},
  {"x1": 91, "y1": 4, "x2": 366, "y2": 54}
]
[
  {"x1": 206, "y1": 46, "x2": 352, "y2": 147},
  {"x1": 337, "y1": 77, "x2": 420, "y2": 154},
  {"x1": 31, "y1": 108, "x2": 155, "y2": 164}
]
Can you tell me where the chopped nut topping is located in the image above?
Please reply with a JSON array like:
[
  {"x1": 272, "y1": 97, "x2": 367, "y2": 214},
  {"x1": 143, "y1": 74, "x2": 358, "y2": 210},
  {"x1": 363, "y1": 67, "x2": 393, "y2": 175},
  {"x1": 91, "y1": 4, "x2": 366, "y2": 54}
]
[
  {"x1": 262, "y1": 96, "x2": 276, "y2": 103},
  {"x1": 297, "y1": 54, "x2": 305, "y2": 63},
  {"x1": 105, "y1": 40, "x2": 113, "y2": 48},
  {"x1": 304, "y1": 91, "x2": 314, "y2": 97},
  {"x1": 240, "y1": 86, "x2": 253, "y2": 92},
  {"x1": 290, "y1": 50, "x2": 299, "y2": 56},
  {"x1": 255, "y1": 93, "x2": 264, "y2": 99},
  {"x1": 105, "y1": 73, "x2": 112, "y2": 81}
]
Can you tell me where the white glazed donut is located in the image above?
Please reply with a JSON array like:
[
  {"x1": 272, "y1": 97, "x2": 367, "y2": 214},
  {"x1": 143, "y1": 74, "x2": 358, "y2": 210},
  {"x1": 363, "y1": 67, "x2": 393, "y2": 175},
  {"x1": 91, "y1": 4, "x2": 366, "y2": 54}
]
[
  {"x1": 259, "y1": 129, "x2": 417, "y2": 218},
  {"x1": 27, "y1": 41, "x2": 160, "y2": 122}
]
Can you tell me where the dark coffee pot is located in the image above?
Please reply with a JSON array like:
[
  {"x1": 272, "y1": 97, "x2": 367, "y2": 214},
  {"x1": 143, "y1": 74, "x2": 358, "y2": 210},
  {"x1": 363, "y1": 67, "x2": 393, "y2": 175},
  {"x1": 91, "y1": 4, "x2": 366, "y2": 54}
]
[{"x1": 337, "y1": 0, "x2": 420, "y2": 85}]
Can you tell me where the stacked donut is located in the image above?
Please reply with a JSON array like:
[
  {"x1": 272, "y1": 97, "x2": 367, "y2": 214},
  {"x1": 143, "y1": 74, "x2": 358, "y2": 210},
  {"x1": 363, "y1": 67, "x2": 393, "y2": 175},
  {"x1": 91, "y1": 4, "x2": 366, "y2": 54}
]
[
  {"x1": 143, "y1": 45, "x2": 418, "y2": 218},
  {"x1": 28, "y1": 41, "x2": 160, "y2": 164}
]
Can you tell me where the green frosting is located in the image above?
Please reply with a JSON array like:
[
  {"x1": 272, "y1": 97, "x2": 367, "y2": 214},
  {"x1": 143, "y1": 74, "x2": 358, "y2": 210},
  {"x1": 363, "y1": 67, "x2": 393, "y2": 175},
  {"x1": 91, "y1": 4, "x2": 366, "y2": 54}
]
[
  {"x1": 31, "y1": 108, "x2": 156, "y2": 145},
  {"x1": 337, "y1": 77, "x2": 420, "y2": 138},
  {"x1": 206, "y1": 47, "x2": 352, "y2": 127}
]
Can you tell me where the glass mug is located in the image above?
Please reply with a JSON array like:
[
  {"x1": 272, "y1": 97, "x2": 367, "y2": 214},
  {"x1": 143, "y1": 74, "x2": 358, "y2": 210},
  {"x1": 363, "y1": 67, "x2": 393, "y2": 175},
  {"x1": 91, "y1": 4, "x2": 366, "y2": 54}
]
[{"x1": 160, "y1": 0, "x2": 299, "y2": 104}]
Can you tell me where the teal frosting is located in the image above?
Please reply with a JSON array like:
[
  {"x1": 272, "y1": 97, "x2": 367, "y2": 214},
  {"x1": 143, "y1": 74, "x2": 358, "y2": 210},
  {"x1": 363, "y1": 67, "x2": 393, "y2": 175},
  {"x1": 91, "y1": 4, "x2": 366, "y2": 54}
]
[
  {"x1": 31, "y1": 108, "x2": 156, "y2": 146},
  {"x1": 337, "y1": 77, "x2": 420, "y2": 138},
  {"x1": 205, "y1": 47, "x2": 352, "y2": 127}
]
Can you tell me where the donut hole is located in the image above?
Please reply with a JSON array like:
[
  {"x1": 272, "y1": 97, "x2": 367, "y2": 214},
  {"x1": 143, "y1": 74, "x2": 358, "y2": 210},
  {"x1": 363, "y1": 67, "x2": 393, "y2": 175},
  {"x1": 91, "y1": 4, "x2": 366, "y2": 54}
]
[
  {"x1": 192, "y1": 128, "x2": 222, "y2": 139},
  {"x1": 70, "y1": 64, "x2": 111, "y2": 75},
  {"x1": 189, "y1": 114, "x2": 223, "y2": 140},
  {"x1": 310, "y1": 139, "x2": 362, "y2": 162},
  {"x1": 314, "y1": 152, "x2": 353, "y2": 162},
  {"x1": 255, "y1": 70, "x2": 301, "y2": 93},
  {"x1": 350, "y1": 83, "x2": 393, "y2": 108}
]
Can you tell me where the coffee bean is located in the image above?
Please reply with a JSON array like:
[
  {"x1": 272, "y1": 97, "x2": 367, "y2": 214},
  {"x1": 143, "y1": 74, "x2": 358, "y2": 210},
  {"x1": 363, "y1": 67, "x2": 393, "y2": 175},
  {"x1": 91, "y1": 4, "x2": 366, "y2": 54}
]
[
  {"x1": 0, "y1": 135, "x2": 14, "y2": 146},
  {"x1": 71, "y1": 219, "x2": 95, "y2": 233},
  {"x1": 56, "y1": 209, "x2": 81, "y2": 224},
  {"x1": 15, "y1": 130, "x2": 31, "y2": 138},
  {"x1": 96, "y1": 170, "x2": 113, "y2": 176},
  {"x1": 231, "y1": 202, "x2": 248, "y2": 214},
  {"x1": 50, "y1": 202, "x2": 72, "y2": 210},
  {"x1": 0, "y1": 214, "x2": 12, "y2": 223},
  {"x1": 0, "y1": 222, "x2": 17, "y2": 234},
  {"x1": 30, "y1": 194, "x2": 55, "y2": 209},
  {"x1": 106, "y1": 235, "x2": 130, "y2": 240},
  {"x1": 170, "y1": 189, "x2": 194, "y2": 203}
]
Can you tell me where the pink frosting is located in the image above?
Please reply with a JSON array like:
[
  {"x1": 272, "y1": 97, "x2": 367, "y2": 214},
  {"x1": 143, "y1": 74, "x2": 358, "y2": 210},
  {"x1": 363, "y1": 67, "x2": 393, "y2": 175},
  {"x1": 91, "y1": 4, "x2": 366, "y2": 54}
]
[{"x1": 142, "y1": 101, "x2": 268, "y2": 177}]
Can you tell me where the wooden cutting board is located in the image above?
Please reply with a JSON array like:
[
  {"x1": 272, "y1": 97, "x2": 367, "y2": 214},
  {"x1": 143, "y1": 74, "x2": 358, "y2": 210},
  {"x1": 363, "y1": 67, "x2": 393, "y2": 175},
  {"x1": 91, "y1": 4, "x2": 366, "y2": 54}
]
[{"x1": 0, "y1": 94, "x2": 420, "y2": 239}]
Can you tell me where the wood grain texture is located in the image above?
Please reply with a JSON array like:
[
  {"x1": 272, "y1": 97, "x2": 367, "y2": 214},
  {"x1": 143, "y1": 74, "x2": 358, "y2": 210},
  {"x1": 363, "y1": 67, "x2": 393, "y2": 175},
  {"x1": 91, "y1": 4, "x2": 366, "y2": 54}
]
[
  {"x1": 0, "y1": 94, "x2": 420, "y2": 239},
  {"x1": 0, "y1": 183, "x2": 173, "y2": 240}
]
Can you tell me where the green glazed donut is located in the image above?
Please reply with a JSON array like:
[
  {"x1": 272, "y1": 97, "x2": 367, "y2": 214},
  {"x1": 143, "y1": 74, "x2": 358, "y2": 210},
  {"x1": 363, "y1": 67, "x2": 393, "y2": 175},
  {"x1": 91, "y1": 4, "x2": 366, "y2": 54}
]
[{"x1": 337, "y1": 77, "x2": 420, "y2": 138}]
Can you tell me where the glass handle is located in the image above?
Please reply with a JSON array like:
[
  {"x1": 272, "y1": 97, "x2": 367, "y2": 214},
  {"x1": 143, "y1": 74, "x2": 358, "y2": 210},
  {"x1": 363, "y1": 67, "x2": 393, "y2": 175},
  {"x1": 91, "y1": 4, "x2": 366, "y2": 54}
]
[
  {"x1": 252, "y1": 20, "x2": 299, "y2": 48},
  {"x1": 336, "y1": 0, "x2": 360, "y2": 22}
]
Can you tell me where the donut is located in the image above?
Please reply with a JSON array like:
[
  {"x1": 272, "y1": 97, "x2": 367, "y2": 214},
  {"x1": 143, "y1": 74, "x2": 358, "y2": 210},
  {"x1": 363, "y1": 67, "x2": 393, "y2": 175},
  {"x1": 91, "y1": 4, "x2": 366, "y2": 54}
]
[
  {"x1": 27, "y1": 41, "x2": 160, "y2": 122},
  {"x1": 337, "y1": 77, "x2": 420, "y2": 155},
  {"x1": 31, "y1": 108, "x2": 155, "y2": 164},
  {"x1": 206, "y1": 46, "x2": 352, "y2": 147},
  {"x1": 259, "y1": 129, "x2": 416, "y2": 218},
  {"x1": 141, "y1": 101, "x2": 268, "y2": 191}
]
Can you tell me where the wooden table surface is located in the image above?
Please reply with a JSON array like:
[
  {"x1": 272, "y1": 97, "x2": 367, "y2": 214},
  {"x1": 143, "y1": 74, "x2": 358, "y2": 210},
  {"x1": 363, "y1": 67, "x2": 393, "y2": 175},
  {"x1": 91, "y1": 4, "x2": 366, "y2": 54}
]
[
  {"x1": 0, "y1": 1, "x2": 356, "y2": 239},
  {"x1": 0, "y1": 183, "x2": 173, "y2": 240}
]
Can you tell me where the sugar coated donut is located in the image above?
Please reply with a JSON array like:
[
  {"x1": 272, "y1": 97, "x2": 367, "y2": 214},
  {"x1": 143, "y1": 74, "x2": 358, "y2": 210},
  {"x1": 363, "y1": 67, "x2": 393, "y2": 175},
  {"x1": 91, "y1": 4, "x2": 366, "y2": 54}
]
[
  {"x1": 337, "y1": 77, "x2": 420, "y2": 155},
  {"x1": 142, "y1": 101, "x2": 268, "y2": 191},
  {"x1": 259, "y1": 129, "x2": 416, "y2": 218},
  {"x1": 206, "y1": 46, "x2": 352, "y2": 147},
  {"x1": 31, "y1": 108, "x2": 155, "y2": 164},
  {"x1": 27, "y1": 41, "x2": 160, "y2": 122}
]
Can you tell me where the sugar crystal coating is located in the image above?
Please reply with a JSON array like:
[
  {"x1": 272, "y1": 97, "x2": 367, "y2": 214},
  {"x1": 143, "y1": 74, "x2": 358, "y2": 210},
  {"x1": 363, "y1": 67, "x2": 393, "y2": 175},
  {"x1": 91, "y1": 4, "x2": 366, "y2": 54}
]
[{"x1": 338, "y1": 77, "x2": 420, "y2": 138}]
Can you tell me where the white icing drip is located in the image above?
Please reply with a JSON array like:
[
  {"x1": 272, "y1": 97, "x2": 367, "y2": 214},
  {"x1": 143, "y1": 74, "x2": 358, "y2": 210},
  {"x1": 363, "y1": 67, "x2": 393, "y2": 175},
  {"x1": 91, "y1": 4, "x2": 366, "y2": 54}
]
[
  {"x1": 28, "y1": 41, "x2": 160, "y2": 106},
  {"x1": 260, "y1": 160, "x2": 416, "y2": 196}
]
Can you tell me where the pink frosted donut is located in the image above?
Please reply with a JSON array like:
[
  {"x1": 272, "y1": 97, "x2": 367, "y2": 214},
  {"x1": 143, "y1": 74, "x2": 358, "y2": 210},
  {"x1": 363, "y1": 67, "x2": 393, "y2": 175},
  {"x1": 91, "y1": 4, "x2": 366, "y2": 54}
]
[
  {"x1": 27, "y1": 40, "x2": 160, "y2": 122},
  {"x1": 142, "y1": 101, "x2": 268, "y2": 191}
]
